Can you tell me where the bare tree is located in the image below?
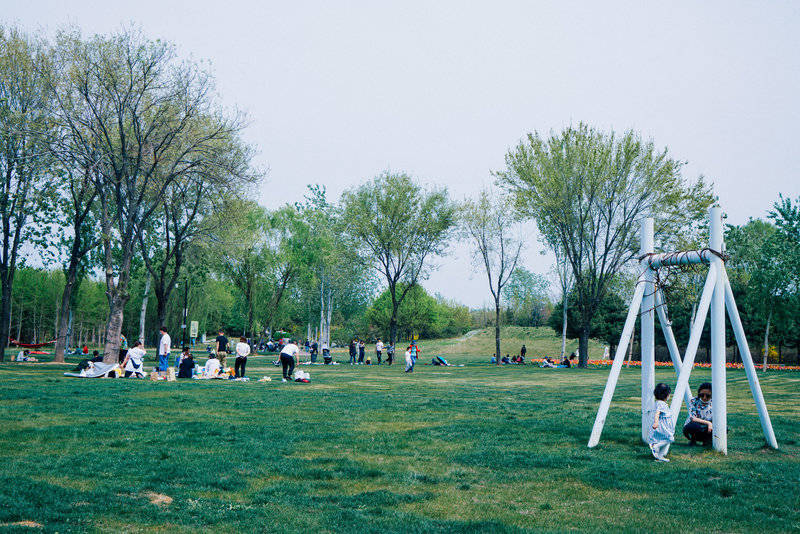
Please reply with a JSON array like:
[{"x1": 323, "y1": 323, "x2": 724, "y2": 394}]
[{"x1": 461, "y1": 189, "x2": 523, "y2": 363}]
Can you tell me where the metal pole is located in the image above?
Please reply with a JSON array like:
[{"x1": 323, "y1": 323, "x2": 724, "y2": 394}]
[
  {"x1": 722, "y1": 270, "x2": 778, "y2": 449},
  {"x1": 710, "y1": 206, "x2": 727, "y2": 454},
  {"x1": 182, "y1": 278, "x2": 188, "y2": 349},
  {"x1": 670, "y1": 263, "x2": 718, "y2": 417},
  {"x1": 654, "y1": 289, "x2": 692, "y2": 408},
  {"x1": 640, "y1": 218, "x2": 655, "y2": 443},
  {"x1": 587, "y1": 279, "x2": 646, "y2": 448}
]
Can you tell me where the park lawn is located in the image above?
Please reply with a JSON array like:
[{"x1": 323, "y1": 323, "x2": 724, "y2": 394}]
[
  {"x1": 420, "y1": 326, "x2": 606, "y2": 363},
  {"x1": 0, "y1": 350, "x2": 798, "y2": 532}
]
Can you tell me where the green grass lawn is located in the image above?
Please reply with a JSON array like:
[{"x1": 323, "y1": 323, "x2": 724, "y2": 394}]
[{"x1": 0, "y1": 332, "x2": 798, "y2": 533}]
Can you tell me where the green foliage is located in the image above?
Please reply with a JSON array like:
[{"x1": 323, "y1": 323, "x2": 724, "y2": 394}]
[
  {"x1": 497, "y1": 123, "x2": 714, "y2": 365},
  {"x1": 366, "y1": 284, "x2": 471, "y2": 342},
  {"x1": 548, "y1": 284, "x2": 627, "y2": 350},
  {"x1": 501, "y1": 267, "x2": 551, "y2": 327},
  {"x1": 342, "y1": 171, "x2": 456, "y2": 344}
]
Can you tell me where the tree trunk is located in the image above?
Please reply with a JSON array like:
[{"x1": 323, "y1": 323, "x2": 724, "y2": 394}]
[
  {"x1": 389, "y1": 309, "x2": 399, "y2": 347},
  {"x1": 762, "y1": 307, "x2": 771, "y2": 373},
  {"x1": 102, "y1": 293, "x2": 128, "y2": 363},
  {"x1": 578, "y1": 326, "x2": 590, "y2": 368},
  {"x1": 139, "y1": 276, "x2": 150, "y2": 345},
  {"x1": 560, "y1": 296, "x2": 568, "y2": 359},
  {"x1": 626, "y1": 329, "x2": 635, "y2": 368},
  {"x1": 0, "y1": 274, "x2": 13, "y2": 362},
  {"x1": 495, "y1": 298, "x2": 501, "y2": 365},
  {"x1": 155, "y1": 294, "x2": 167, "y2": 339},
  {"x1": 54, "y1": 261, "x2": 81, "y2": 362}
]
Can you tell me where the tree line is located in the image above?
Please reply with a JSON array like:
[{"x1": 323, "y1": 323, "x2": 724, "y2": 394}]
[{"x1": 3, "y1": 25, "x2": 796, "y2": 366}]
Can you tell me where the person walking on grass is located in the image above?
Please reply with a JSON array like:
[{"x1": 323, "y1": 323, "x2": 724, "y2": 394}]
[
  {"x1": 235, "y1": 336, "x2": 251, "y2": 377},
  {"x1": 158, "y1": 326, "x2": 171, "y2": 372},
  {"x1": 649, "y1": 383, "x2": 675, "y2": 462},
  {"x1": 386, "y1": 343, "x2": 394, "y2": 365},
  {"x1": 404, "y1": 346, "x2": 414, "y2": 373},
  {"x1": 279, "y1": 339, "x2": 299, "y2": 382},
  {"x1": 358, "y1": 340, "x2": 365, "y2": 364},
  {"x1": 215, "y1": 329, "x2": 229, "y2": 369},
  {"x1": 375, "y1": 338, "x2": 384, "y2": 364}
]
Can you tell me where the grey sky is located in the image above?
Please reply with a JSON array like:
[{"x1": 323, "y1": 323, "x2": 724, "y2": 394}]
[{"x1": 7, "y1": 1, "x2": 800, "y2": 306}]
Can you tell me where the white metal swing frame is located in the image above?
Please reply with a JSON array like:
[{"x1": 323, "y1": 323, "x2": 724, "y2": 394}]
[{"x1": 587, "y1": 207, "x2": 778, "y2": 454}]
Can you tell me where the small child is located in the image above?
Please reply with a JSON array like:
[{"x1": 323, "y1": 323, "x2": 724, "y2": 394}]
[{"x1": 649, "y1": 383, "x2": 675, "y2": 462}]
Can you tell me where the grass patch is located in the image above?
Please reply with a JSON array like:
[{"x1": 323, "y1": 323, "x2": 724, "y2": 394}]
[{"x1": 0, "y1": 335, "x2": 798, "y2": 532}]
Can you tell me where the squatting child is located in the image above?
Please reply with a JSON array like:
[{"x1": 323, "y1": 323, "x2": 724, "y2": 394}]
[{"x1": 649, "y1": 382, "x2": 675, "y2": 462}]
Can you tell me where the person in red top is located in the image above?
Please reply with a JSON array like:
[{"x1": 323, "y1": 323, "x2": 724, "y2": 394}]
[{"x1": 82, "y1": 345, "x2": 89, "y2": 354}]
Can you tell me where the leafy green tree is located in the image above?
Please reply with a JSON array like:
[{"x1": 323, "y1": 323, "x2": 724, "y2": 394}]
[
  {"x1": 497, "y1": 123, "x2": 713, "y2": 366},
  {"x1": 0, "y1": 26, "x2": 57, "y2": 360},
  {"x1": 501, "y1": 267, "x2": 550, "y2": 327},
  {"x1": 548, "y1": 287, "x2": 627, "y2": 356},
  {"x1": 461, "y1": 189, "x2": 524, "y2": 364},
  {"x1": 342, "y1": 171, "x2": 455, "y2": 346},
  {"x1": 50, "y1": 28, "x2": 248, "y2": 362}
]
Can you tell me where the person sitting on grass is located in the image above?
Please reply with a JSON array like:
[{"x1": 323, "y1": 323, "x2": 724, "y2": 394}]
[
  {"x1": 683, "y1": 382, "x2": 713, "y2": 446},
  {"x1": 501, "y1": 354, "x2": 511, "y2": 364},
  {"x1": 202, "y1": 353, "x2": 221, "y2": 378},
  {"x1": 649, "y1": 383, "x2": 675, "y2": 462},
  {"x1": 178, "y1": 347, "x2": 195, "y2": 378},
  {"x1": 121, "y1": 341, "x2": 147, "y2": 378},
  {"x1": 15, "y1": 349, "x2": 37, "y2": 362},
  {"x1": 540, "y1": 357, "x2": 556, "y2": 368}
]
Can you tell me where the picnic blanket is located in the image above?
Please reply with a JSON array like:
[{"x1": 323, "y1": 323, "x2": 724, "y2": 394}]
[{"x1": 64, "y1": 362, "x2": 121, "y2": 378}]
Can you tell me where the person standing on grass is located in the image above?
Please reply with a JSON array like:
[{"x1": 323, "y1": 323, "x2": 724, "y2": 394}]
[
  {"x1": 279, "y1": 340, "x2": 299, "y2": 382},
  {"x1": 215, "y1": 329, "x2": 229, "y2": 369},
  {"x1": 235, "y1": 336, "x2": 251, "y2": 378},
  {"x1": 349, "y1": 339, "x2": 357, "y2": 364},
  {"x1": 358, "y1": 340, "x2": 365, "y2": 364},
  {"x1": 158, "y1": 326, "x2": 171, "y2": 372},
  {"x1": 375, "y1": 338, "x2": 384, "y2": 365},
  {"x1": 386, "y1": 343, "x2": 395, "y2": 365},
  {"x1": 410, "y1": 339, "x2": 420, "y2": 365},
  {"x1": 121, "y1": 341, "x2": 147, "y2": 378},
  {"x1": 520, "y1": 344, "x2": 526, "y2": 359},
  {"x1": 649, "y1": 383, "x2": 675, "y2": 462},
  {"x1": 404, "y1": 346, "x2": 414, "y2": 373}
]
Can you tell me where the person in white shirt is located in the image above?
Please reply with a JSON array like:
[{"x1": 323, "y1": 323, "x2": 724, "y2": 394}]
[
  {"x1": 279, "y1": 341, "x2": 299, "y2": 382},
  {"x1": 405, "y1": 348, "x2": 414, "y2": 373},
  {"x1": 158, "y1": 326, "x2": 171, "y2": 372},
  {"x1": 375, "y1": 339, "x2": 384, "y2": 365},
  {"x1": 121, "y1": 341, "x2": 147, "y2": 378},
  {"x1": 203, "y1": 354, "x2": 221, "y2": 378},
  {"x1": 321, "y1": 341, "x2": 331, "y2": 364},
  {"x1": 234, "y1": 336, "x2": 251, "y2": 377}
]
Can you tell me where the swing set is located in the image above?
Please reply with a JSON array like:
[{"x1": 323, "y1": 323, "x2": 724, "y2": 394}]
[{"x1": 588, "y1": 207, "x2": 778, "y2": 454}]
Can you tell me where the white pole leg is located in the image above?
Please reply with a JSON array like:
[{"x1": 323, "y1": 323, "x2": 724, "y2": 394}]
[
  {"x1": 723, "y1": 270, "x2": 779, "y2": 449},
  {"x1": 654, "y1": 290, "x2": 692, "y2": 409},
  {"x1": 670, "y1": 263, "x2": 718, "y2": 417},
  {"x1": 588, "y1": 280, "x2": 647, "y2": 448},
  {"x1": 641, "y1": 218, "x2": 655, "y2": 443},
  {"x1": 710, "y1": 207, "x2": 727, "y2": 454}
]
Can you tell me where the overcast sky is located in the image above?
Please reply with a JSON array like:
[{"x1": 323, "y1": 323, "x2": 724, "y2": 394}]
[{"x1": 7, "y1": 1, "x2": 800, "y2": 306}]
